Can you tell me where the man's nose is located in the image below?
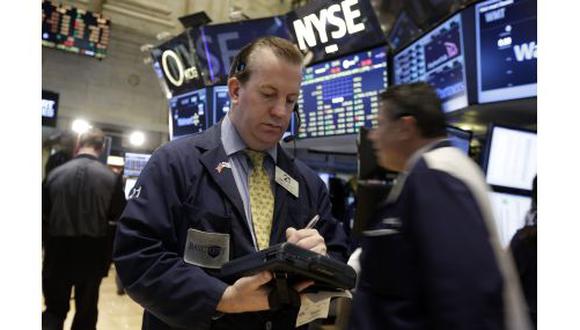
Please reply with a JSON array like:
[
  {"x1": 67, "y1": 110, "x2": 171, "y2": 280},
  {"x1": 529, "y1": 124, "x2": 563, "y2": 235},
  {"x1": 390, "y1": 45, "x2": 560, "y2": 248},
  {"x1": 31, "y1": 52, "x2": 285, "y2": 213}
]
[{"x1": 270, "y1": 98, "x2": 288, "y2": 117}]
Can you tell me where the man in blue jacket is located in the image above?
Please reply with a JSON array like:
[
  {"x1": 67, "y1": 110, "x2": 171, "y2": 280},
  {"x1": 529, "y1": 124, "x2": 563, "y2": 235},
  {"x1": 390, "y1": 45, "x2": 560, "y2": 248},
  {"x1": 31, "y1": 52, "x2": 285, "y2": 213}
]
[
  {"x1": 113, "y1": 36, "x2": 348, "y2": 330},
  {"x1": 348, "y1": 83, "x2": 530, "y2": 330}
]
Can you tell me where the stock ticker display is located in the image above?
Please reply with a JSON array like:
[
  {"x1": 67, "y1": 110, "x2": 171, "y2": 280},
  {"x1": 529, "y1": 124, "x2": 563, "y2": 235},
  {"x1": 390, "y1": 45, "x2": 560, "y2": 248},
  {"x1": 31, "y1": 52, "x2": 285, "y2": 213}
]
[
  {"x1": 169, "y1": 89, "x2": 208, "y2": 140},
  {"x1": 42, "y1": 0, "x2": 110, "y2": 59},
  {"x1": 393, "y1": 13, "x2": 468, "y2": 113},
  {"x1": 297, "y1": 46, "x2": 388, "y2": 138},
  {"x1": 476, "y1": 0, "x2": 537, "y2": 103}
]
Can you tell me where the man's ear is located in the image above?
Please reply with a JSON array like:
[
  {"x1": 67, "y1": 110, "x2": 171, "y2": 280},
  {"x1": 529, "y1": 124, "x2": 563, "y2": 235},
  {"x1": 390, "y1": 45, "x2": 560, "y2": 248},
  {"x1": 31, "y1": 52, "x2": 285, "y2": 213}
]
[
  {"x1": 398, "y1": 116, "x2": 418, "y2": 140},
  {"x1": 227, "y1": 77, "x2": 240, "y2": 105}
]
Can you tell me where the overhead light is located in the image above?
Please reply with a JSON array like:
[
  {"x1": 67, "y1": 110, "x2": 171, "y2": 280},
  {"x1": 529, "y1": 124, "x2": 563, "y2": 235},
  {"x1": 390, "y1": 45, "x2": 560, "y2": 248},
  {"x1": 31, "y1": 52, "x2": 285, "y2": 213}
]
[
  {"x1": 129, "y1": 131, "x2": 145, "y2": 146},
  {"x1": 71, "y1": 119, "x2": 92, "y2": 134}
]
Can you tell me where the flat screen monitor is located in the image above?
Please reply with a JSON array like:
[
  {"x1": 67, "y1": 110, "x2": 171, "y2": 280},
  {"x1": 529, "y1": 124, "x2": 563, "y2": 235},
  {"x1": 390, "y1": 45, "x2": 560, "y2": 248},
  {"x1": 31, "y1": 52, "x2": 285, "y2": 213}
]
[
  {"x1": 211, "y1": 85, "x2": 231, "y2": 125},
  {"x1": 489, "y1": 191, "x2": 531, "y2": 247},
  {"x1": 124, "y1": 153, "x2": 152, "y2": 178},
  {"x1": 124, "y1": 177, "x2": 138, "y2": 199},
  {"x1": 484, "y1": 125, "x2": 536, "y2": 191},
  {"x1": 297, "y1": 45, "x2": 389, "y2": 138},
  {"x1": 393, "y1": 13, "x2": 468, "y2": 113},
  {"x1": 446, "y1": 126, "x2": 472, "y2": 155},
  {"x1": 42, "y1": 0, "x2": 110, "y2": 59},
  {"x1": 475, "y1": 0, "x2": 537, "y2": 103},
  {"x1": 169, "y1": 88, "x2": 209, "y2": 140},
  {"x1": 42, "y1": 90, "x2": 59, "y2": 127}
]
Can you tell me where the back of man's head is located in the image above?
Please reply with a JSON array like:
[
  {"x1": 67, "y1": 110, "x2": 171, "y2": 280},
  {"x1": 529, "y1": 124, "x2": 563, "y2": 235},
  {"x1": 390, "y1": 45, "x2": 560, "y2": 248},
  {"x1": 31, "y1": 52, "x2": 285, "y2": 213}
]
[
  {"x1": 228, "y1": 36, "x2": 303, "y2": 85},
  {"x1": 78, "y1": 128, "x2": 105, "y2": 152},
  {"x1": 380, "y1": 82, "x2": 447, "y2": 138}
]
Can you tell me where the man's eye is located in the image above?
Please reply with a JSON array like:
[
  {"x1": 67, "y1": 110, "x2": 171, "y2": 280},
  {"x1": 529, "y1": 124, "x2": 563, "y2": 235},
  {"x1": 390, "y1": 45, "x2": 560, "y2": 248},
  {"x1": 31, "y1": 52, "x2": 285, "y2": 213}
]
[{"x1": 261, "y1": 92, "x2": 275, "y2": 98}]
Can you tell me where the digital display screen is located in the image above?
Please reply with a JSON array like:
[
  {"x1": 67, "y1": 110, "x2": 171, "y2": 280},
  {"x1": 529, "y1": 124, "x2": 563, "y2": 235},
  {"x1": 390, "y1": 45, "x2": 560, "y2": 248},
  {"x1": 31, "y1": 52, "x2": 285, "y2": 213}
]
[
  {"x1": 212, "y1": 85, "x2": 231, "y2": 125},
  {"x1": 169, "y1": 89, "x2": 209, "y2": 140},
  {"x1": 297, "y1": 45, "x2": 388, "y2": 138},
  {"x1": 42, "y1": 0, "x2": 110, "y2": 59},
  {"x1": 42, "y1": 90, "x2": 59, "y2": 127},
  {"x1": 485, "y1": 126, "x2": 536, "y2": 191},
  {"x1": 446, "y1": 126, "x2": 472, "y2": 155},
  {"x1": 489, "y1": 191, "x2": 531, "y2": 247},
  {"x1": 393, "y1": 13, "x2": 468, "y2": 112},
  {"x1": 124, "y1": 153, "x2": 151, "y2": 178},
  {"x1": 476, "y1": 0, "x2": 537, "y2": 103}
]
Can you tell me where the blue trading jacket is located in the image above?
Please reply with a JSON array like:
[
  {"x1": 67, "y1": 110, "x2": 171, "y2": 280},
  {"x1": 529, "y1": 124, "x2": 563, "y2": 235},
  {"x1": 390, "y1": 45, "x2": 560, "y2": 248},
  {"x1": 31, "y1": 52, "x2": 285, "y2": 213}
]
[
  {"x1": 113, "y1": 124, "x2": 349, "y2": 330},
  {"x1": 349, "y1": 141, "x2": 530, "y2": 330}
]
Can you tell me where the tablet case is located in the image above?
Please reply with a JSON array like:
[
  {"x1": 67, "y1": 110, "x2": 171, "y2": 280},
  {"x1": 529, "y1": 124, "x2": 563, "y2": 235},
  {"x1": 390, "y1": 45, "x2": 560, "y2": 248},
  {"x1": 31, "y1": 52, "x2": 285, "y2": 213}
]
[{"x1": 219, "y1": 242, "x2": 356, "y2": 290}]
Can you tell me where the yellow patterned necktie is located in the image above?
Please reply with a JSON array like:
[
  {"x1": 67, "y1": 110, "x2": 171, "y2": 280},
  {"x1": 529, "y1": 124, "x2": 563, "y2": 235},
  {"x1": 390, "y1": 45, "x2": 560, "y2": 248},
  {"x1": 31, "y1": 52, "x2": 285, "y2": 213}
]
[{"x1": 246, "y1": 150, "x2": 274, "y2": 250}]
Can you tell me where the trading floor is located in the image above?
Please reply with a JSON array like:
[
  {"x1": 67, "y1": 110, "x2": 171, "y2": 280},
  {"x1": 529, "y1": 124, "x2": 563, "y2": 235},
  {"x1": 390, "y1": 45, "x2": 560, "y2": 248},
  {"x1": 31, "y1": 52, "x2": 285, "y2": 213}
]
[{"x1": 60, "y1": 267, "x2": 142, "y2": 329}]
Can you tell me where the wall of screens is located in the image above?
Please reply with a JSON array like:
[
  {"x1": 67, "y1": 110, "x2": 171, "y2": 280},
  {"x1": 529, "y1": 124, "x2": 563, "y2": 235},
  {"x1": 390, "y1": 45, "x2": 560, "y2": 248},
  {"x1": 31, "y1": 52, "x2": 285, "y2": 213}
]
[
  {"x1": 476, "y1": 0, "x2": 537, "y2": 103},
  {"x1": 42, "y1": 0, "x2": 110, "y2": 59},
  {"x1": 297, "y1": 45, "x2": 388, "y2": 139},
  {"x1": 393, "y1": 13, "x2": 469, "y2": 113}
]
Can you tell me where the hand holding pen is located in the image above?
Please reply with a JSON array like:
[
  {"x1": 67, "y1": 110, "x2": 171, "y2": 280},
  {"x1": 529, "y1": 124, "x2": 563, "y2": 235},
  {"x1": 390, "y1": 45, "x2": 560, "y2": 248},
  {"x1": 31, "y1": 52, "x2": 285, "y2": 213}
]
[{"x1": 286, "y1": 214, "x2": 327, "y2": 255}]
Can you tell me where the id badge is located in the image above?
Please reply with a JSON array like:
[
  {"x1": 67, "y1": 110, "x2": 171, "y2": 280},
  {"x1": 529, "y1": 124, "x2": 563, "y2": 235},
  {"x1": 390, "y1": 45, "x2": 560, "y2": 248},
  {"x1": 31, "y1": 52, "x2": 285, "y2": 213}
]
[{"x1": 183, "y1": 229, "x2": 230, "y2": 269}]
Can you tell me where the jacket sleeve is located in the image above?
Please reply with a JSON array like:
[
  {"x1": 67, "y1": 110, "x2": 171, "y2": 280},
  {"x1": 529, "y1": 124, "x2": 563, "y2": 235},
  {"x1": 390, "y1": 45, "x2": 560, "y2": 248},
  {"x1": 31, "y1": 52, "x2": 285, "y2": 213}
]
[
  {"x1": 407, "y1": 169, "x2": 505, "y2": 329},
  {"x1": 113, "y1": 148, "x2": 228, "y2": 329}
]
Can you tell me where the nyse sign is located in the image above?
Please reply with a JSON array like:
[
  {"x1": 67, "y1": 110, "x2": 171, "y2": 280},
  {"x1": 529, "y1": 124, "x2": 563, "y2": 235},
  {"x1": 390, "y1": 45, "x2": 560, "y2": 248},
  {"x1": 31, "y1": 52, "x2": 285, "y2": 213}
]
[{"x1": 292, "y1": 0, "x2": 366, "y2": 54}]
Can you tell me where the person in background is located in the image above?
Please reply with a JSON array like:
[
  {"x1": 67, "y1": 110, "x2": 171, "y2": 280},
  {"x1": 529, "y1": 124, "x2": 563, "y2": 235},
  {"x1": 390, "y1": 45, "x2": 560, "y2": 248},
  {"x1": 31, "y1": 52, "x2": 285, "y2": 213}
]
[
  {"x1": 510, "y1": 176, "x2": 537, "y2": 328},
  {"x1": 44, "y1": 131, "x2": 76, "y2": 178},
  {"x1": 42, "y1": 128, "x2": 126, "y2": 330},
  {"x1": 113, "y1": 36, "x2": 348, "y2": 330},
  {"x1": 348, "y1": 82, "x2": 531, "y2": 330}
]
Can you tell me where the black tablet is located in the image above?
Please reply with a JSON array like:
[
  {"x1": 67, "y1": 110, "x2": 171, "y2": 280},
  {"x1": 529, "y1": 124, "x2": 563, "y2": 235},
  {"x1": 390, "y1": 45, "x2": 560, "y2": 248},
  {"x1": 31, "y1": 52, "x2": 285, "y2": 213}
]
[{"x1": 219, "y1": 243, "x2": 356, "y2": 290}]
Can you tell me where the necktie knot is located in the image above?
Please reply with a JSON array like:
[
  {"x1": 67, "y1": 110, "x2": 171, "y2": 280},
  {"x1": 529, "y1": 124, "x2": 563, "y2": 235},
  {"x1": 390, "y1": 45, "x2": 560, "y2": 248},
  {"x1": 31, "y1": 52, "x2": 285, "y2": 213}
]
[{"x1": 245, "y1": 149, "x2": 265, "y2": 169}]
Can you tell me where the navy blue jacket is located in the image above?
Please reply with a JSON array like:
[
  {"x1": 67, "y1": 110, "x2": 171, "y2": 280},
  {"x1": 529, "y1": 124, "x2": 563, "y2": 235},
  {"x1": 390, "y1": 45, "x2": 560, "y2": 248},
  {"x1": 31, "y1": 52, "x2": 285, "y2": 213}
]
[
  {"x1": 113, "y1": 124, "x2": 348, "y2": 330},
  {"x1": 349, "y1": 141, "x2": 507, "y2": 330}
]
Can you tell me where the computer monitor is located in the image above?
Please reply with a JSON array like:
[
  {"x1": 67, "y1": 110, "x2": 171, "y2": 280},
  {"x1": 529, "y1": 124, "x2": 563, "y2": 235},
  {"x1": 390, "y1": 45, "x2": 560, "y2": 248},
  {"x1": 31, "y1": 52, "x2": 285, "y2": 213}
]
[
  {"x1": 488, "y1": 191, "x2": 531, "y2": 247},
  {"x1": 124, "y1": 153, "x2": 152, "y2": 178},
  {"x1": 211, "y1": 85, "x2": 231, "y2": 125},
  {"x1": 475, "y1": 0, "x2": 537, "y2": 103},
  {"x1": 483, "y1": 125, "x2": 536, "y2": 191},
  {"x1": 446, "y1": 126, "x2": 472, "y2": 155},
  {"x1": 297, "y1": 45, "x2": 389, "y2": 138},
  {"x1": 169, "y1": 88, "x2": 209, "y2": 140},
  {"x1": 393, "y1": 13, "x2": 468, "y2": 113},
  {"x1": 42, "y1": 90, "x2": 59, "y2": 127}
]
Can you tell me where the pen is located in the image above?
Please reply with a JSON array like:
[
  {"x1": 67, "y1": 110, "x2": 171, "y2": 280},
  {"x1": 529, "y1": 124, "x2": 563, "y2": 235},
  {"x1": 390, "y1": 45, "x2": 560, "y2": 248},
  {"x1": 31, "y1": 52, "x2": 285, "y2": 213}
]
[{"x1": 304, "y1": 214, "x2": 320, "y2": 229}]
